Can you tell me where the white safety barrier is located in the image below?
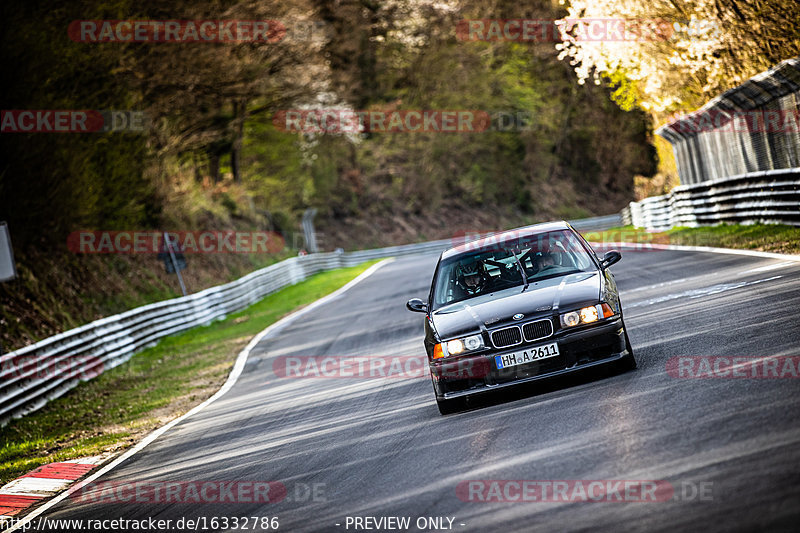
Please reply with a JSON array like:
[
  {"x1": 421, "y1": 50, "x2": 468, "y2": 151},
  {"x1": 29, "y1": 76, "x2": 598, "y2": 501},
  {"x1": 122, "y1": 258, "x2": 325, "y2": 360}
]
[{"x1": 621, "y1": 168, "x2": 800, "y2": 231}]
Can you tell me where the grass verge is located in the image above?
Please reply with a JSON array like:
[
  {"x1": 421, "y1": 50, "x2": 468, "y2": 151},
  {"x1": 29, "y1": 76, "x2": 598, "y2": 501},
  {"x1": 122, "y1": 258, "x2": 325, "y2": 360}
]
[
  {"x1": 0, "y1": 259, "x2": 381, "y2": 485},
  {"x1": 581, "y1": 224, "x2": 800, "y2": 255}
]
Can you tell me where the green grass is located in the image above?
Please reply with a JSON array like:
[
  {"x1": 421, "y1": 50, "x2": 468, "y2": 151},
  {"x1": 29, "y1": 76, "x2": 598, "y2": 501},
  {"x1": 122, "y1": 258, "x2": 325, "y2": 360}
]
[
  {"x1": 581, "y1": 224, "x2": 800, "y2": 255},
  {"x1": 0, "y1": 260, "x2": 381, "y2": 484}
]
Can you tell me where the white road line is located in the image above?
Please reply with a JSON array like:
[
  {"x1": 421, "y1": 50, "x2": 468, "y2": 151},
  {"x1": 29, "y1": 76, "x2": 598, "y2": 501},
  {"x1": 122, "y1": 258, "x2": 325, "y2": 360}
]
[
  {"x1": 5, "y1": 258, "x2": 394, "y2": 532},
  {"x1": 740, "y1": 261, "x2": 797, "y2": 274},
  {"x1": 624, "y1": 274, "x2": 717, "y2": 294},
  {"x1": 593, "y1": 241, "x2": 800, "y2": 262},
  {"x1": 626, "y1": 275, "x2": 783, "y2": 308},
  {"x1": 62, "y1": 457, "x2": 106, "y2": 465}
]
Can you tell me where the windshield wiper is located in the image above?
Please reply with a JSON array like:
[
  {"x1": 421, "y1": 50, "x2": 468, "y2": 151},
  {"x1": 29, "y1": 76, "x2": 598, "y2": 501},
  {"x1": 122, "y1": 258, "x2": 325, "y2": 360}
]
[{"x1": 512, "y1": 250, "x2": 528, "y2": 291}]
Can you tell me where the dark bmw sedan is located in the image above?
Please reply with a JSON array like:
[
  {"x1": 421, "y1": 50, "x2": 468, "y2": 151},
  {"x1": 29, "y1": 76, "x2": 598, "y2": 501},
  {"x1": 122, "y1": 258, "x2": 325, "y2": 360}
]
[{"x1": 406, "y1": 221, "x2": 635, "y2": 414}]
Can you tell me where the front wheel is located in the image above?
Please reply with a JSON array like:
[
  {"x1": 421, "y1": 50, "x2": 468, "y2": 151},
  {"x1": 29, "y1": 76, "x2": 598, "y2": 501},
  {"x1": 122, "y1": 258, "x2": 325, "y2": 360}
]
[{"x1": 618, "y1": 329, "x2": 637, "y2": 371}]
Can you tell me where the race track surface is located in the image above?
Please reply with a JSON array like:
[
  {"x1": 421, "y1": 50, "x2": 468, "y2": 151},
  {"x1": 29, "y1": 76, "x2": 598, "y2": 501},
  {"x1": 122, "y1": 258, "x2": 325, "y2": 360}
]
[{"x1": 32, "y1": 247, "x2": 800, "y2": 532}]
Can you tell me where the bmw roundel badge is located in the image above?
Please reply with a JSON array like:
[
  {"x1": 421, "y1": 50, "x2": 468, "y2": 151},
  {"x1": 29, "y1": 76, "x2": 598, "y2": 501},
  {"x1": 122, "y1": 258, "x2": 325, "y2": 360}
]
[{"x1": 512, "y1": 313, "x2": 524, "y2": 320}]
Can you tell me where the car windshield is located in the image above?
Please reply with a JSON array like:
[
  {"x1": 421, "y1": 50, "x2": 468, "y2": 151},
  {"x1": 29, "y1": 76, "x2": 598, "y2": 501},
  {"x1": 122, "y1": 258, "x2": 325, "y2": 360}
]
[{"x1": 432, "y1": 229, "x2": 596, "y2": 310}]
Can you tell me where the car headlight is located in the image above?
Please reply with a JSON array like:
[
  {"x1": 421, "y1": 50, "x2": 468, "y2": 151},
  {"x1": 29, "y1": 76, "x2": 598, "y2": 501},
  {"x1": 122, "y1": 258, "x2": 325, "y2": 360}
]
[
  {"x1": 560, "y1": 303, "x2": 615, "y2": 328},
  {"x1": 580, "y1": 306, "x2": 599, "y2": 323},
  {"x1": 434, "y1": 334, "x2": 484, "y2": 359}
]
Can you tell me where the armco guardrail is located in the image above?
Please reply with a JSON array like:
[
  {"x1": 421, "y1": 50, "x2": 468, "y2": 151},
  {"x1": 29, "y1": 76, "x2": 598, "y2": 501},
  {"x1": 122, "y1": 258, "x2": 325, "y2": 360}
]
[
  {"x1": 622, "y1": 168, "x2": 800, "y2": 231},
  {"x1": 567, "y1": 214, "x2": 621, "y2": 232},
  {"x1": 656, "y1": 58, "x2": 800, "y2": 186},
  {"x1": 0, "y1": 215, "x2": 619, "y2": 426}
]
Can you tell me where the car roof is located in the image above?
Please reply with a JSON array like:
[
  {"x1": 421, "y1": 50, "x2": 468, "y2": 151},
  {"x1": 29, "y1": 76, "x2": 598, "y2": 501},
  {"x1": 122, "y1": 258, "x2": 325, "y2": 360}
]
[{"x1": 441, "y1": 220, "x2": 573, "y2": 261}]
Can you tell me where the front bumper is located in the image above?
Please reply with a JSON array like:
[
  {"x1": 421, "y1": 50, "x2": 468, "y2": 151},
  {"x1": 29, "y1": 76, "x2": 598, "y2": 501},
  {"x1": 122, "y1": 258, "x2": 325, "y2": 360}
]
[{"x1": 430, "y1": 318, "x2": 629, "y2": 400}]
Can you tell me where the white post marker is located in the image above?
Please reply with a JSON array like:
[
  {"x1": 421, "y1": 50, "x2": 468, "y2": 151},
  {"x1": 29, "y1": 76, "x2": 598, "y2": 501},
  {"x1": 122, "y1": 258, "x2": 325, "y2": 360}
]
[
  {"x1": 0, "y1": 221, "x2": 16, "y2": 356},
  {"x1": 164, "y1": 232, "x2": 187, "y2": 296},
  {"x1": 0, "y1": 222, "x2": 16, "y2": 283}
]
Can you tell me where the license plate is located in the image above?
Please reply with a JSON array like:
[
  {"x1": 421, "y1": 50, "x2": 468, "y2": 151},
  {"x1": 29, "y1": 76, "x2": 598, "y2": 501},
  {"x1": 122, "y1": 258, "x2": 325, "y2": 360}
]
[{"x1": 494, "y1": 342, "x2": 560, "y2": 369}]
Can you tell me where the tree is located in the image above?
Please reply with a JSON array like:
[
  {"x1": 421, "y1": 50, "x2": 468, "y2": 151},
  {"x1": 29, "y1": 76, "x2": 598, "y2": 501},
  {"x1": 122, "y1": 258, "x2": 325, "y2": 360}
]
[{"x1": 555, "y1": 0, "x2": 800, "y2": 114}]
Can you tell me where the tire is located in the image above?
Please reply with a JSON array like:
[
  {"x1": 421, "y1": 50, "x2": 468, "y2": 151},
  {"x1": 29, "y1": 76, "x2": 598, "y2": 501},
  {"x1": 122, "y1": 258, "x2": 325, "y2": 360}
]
[
  {"x1": 619, "y1": 329, "x2": 637, "y2": 371},
  {"x1": 436, "y1": 397, "x2": 464, "y2": 415}
]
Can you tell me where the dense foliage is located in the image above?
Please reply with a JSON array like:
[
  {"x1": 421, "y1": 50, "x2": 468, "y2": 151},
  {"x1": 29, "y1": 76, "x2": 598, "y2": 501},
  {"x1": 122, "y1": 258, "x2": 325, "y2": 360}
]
[{"x1": 0, "y1": 0, "x2": 658, "y2": 250}]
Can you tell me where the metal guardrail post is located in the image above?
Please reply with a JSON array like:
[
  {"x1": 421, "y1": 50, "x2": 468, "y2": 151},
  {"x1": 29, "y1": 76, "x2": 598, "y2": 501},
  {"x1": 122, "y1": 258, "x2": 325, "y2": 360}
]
[
  {"x1": 0, "y1": 221, "x2": 18, "y2": 356},
  {"x1": 164, "y1": 232, "x2": 187, "y2": 296},
  {"x1": 302, "y1": 208, "x2": 319, "y2": 253}
]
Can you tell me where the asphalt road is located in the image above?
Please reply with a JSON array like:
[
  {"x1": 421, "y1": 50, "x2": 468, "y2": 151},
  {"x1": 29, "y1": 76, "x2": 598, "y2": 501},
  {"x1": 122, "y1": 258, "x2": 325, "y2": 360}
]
[{"x1": 32, "y1": 246, "x2": 800, "y2": 532}]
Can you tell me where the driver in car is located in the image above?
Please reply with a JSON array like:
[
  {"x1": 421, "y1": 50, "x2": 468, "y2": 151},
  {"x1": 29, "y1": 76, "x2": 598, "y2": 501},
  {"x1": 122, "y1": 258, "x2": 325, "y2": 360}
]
[
  {"x1": 534, "y1": 251, "x2": 558, "y2": 271},
  {"x1": 453, "y1": 259, "x2": 497, "y2": 298}
]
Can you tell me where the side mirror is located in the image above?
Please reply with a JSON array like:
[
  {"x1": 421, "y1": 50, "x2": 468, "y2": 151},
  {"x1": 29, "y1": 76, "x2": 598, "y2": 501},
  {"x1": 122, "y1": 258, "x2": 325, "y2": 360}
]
[
  {"x1": 406, "y1": 298, "x2": 428, "y2": 313},
  {"x1": 601, "y1": 250, "x2": 622, "y2": 269}
]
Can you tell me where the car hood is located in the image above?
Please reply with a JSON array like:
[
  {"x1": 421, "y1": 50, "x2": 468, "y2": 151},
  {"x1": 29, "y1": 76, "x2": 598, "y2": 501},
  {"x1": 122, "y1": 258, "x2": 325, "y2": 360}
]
[{"x1": 430, "y1": 272, "x2": 600, "y2": 339}]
